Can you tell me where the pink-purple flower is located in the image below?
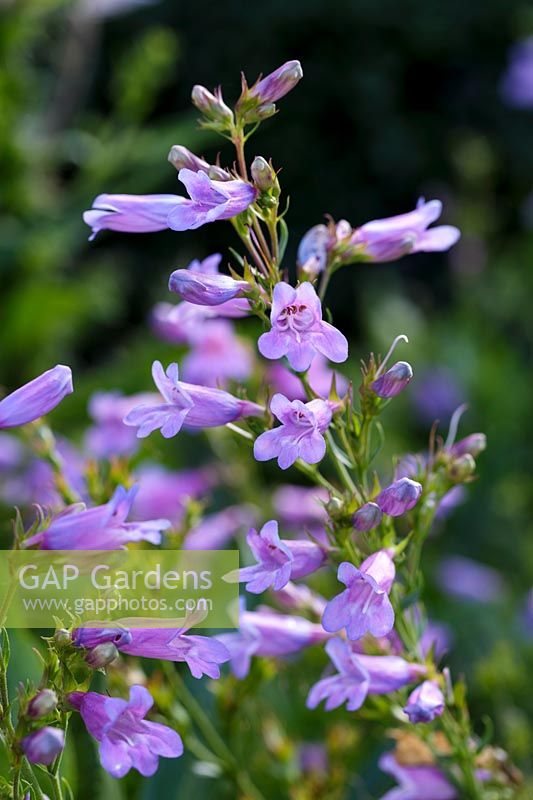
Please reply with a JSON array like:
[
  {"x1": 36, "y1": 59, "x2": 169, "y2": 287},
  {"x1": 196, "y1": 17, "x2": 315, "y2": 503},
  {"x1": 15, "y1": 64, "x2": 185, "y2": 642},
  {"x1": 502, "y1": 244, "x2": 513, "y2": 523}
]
[
  {"x1": 254, "y1": 394, "x2": 333, "y2": 469},
  {"x1": 181, "y1": 320, "x2": 254, "y2": 387},
  {"x1": 68, "y1": 686, "x2": 183, "y2": 778},
  {"x1": 24, "y1": 485, "x2": 170, "y2": 550},
  {"x1": 85, "y1": 390, "x2": 158, "y2": 458},
  {"x1": 376, "y1": 477, "x2": 423, "y2": 517},
  {"x1": 258, "y1": 282, "x2": 348, "y2": 372},
  {"x1": 169, "y1": 253, "x2": 249, "y2": 307},
  {"x1": 371, "y1": 361, "x2": 413, "y2": 398},
  {"x1": 167, "y1": 169, "x2": 256, "y2": 231},
  {"x1": 404, "y1": 680, "x2": 445, "y2": 724},
  {"x1": 233, "y1": 519, "x2": 326, "y2": 593},
  {"x1": 322, "y1": 551, "x2": 395, "y2": 641},
  {"x1": 353, "y1": 502, "x2": 383, "y2": 532},
  {"x1": 352, "y1": 198, "x2": 460, "y2": 263},
  {"x1": 123, "y1": 361, "x2": 262, "y2": 439},
  {"x1": 21, "y1": 727, "x2": 65, "y2": 765},
  {"x1": 84, "y1": 194, "x2": 183, "y2": 240},
  {"x1": 0, "y1": 365, "x2": 73, "y2": 429},
  {"x1": 248, "y1": 60, "x2": 303, "y2": 105}
]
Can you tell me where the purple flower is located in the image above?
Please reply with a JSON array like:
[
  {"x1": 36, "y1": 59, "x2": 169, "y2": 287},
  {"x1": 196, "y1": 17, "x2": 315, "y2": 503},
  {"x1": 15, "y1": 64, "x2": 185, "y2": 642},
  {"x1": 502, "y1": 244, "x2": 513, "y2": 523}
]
[
  {"x1": 24, "y1": 485, "x2": 170, "y2": 550},
  {"x1": 21, "y1": 727, "x2": 65, "y2": 766},
  {"x1": 0, "y1": 365, "x2": 73, "y2": 429},
  {"x1": 217, "y1": 601, "x2": 327, "y2": 679},
  {"x1": 183, "y1": 505, "x2": 255, "y2": 550},
  {"x1": 352, "y1": 198, "x2": 460, "y2": 262},
  {"x1": 435, "y1": 486, "x2": 466, "y2": 522},
  {"x1": 168, "y1": 146, "x2": 230, "y2": 180},
  {"x1": 132, "y1": 465, "x2": 215, "y2": 526},
  {"x1": 248, "y1": 60, "x2": 303, "y2": 105},
  {"x1": 353, "y1": 502, "x2": 383, "y2": 532},
  {"x1": 500, "y1": 38, "x2": 533, "y2": 108},
  {"x1": 376, "y1": 478, "x2": 422, "y2": 517},
  {"x1": 169, "y1": 270, "x2": 248, "y2": 307},
  {"x1": 123, "y1": 361, "x2": 263, "y2": 439},
  {"x1": 83, "y1": 194, "x2": 183, "y2": 240},
  {"x1": 379, "y1": 753, "x2": 457, "y2": 800},
  {"x1": 68, "y1": 686, "x2": 183, "y2": 777},
  {"x1": 436, "y1": 556, "x2": 504, "y2": 603},
  {"x1": 182, "y1": 321, "x2": 254, "y2": 387},
  {"x1": 450, "y1": 433, "x2": 486, "y2": 458},
  {"x1": 275, "y1": 582, "x2": 327, "y2": 616},
  {"x1": 233, "y1": 519, "x2": 326, "y2": 593},
  {"x1": 297, "y1": 224, "x2": 331, "y2": 276},
  {"x1": 258, "y1": 282, "x2": 348, "y2": 371},
  {"x1": 307, "y1": 638, "x2": 425, "y2": 712},
  {"x1": 167, "y1": 169, "x2": 256, "y2": 231},
  {"x1": 306, "y1": 638, "x2": 370, "y2": 711},
  {"x1": 151, "y1": 298, "x2": 250, "y2": 344},
  {"x1": 0, "y1": 432, "x2": 24, "y2": 471},
  {"x1": 272, "y1": 485, "x2": 329, "y2": 529},
  {"x1": 254, "y1": 394, "x2": 332, "y2": 470},
  {"x1": 322, "y1": 552, "x2": 395, "y2": 641},
  {"x1": 419, "y1": 621, "x2": 452, "y2": 660},
  {"x1": 371, "y1": 361, "x2": 413, "y2": 398},
  {"x1": 74, "y1": 623, "x2": 230, "y2": 680},
  {"x1": 85, "y1": 391, "x2": 158, "y2": 458},
  {"x1": 404, "y1": 680, "x2": 445, "y2": 724}
]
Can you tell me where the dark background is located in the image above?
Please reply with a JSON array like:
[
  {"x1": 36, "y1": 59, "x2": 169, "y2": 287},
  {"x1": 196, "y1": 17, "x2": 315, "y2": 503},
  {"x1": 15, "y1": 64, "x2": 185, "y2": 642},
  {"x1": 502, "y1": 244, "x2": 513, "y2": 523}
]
[{"x1": 1, "y1": 0, "x2": 533, "y2": 797}]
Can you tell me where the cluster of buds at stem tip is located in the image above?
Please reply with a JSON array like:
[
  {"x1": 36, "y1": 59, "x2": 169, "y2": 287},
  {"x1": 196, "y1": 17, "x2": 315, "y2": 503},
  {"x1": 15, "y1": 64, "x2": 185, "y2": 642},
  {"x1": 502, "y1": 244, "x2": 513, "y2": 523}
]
[{"x1": 236, "y1": 60, "x2": 303, "y2": 124}]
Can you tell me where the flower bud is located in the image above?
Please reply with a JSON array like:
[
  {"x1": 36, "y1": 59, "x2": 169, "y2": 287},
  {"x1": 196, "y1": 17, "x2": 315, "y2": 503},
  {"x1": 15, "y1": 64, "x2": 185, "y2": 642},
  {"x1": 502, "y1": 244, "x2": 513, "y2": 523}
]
[
  {"x1": 251, "y1": 156, "x2": 276, "y2": 192},
  {"x1": 21, "y1": 727, "x2": 65, "y2": 765},
  {"x1": 449, "y1": 453, "x2": 476, "y2": 482},
  {"x1": 376, "y1": 478, "x2": 422, "y2": 517},
  {"x1": 371, "y1": 361, "x2": 413, "y2": 398},
  {"x1": 191, "y1": 85, "x2": 234, "y2": 125},
  {"x1": 168, "y1": 145, "x2": 210, "y2": 172},
  {"x1": 169, "y1": 269, "x2": 249, "y2": 307},
  {"x1": 353, "y1": 502, "x2": 383, "y2": 532},
  {"x1": 450, "y1": 433, "x2": 486, "y2": 458},
  {"x1": 404, "y1": 680, "x2": 445, "y2": 724},
  {"x1": 249, "y1": 60, "x2": 303, "y2": 105},
  {"x1": 27, "y1": 689, "x2": 58, "y2": 719},
  {"x1": 85, "y1": 643, "x2": 119, "y2": 668},
  {"x1": 53, "y1": 628, "x2": 71, "y2": 646}
]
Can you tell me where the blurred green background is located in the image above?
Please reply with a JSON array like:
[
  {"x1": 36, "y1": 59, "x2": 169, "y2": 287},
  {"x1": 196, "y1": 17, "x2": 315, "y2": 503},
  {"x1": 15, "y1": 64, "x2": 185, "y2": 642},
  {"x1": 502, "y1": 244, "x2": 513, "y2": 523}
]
[{"x1": 1, "y1": 0, "x2": 533, "y2": 797}]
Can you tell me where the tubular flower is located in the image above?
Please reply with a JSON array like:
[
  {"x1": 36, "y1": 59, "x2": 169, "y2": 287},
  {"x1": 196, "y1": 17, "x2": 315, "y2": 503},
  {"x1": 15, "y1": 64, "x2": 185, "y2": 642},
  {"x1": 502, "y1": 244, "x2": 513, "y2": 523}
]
[
  {"x1": 258, "y1": 282, "x2": 348, "y2": 372},
  {"x1": 322, "y1": 552, "x2": 396, "y2": 641},
  {"x1": 378, "y1": 753, "x2": 457, "y2": 800},
  {"x1": 404, "y1": 680, "x2": 445, "y2": 724},
  {"x1": 167, "y1": 169, "x2": 256, "y2": 231},
  {"x1": 352, "y1": 198, "x2": 460, "y2": 262},
  {"x1": 231, "y1": 519, "x2": 326, "y2": 593},
  {"x1": 254, "y1": 394, "x2": 333, "y2": 469},
  {"x1": 68, "y1": 686, "x2": 183, "y2": 778},
  {"x1": 0, "y1": 365, "x2": 73, "y2": 429},
  {"x1": 21, "y1": 727, "x2": 65, "y2": 766},
  {"x1": 83, "y1": 194, "x2": 184, "y2": 239},
  {"x1": 123, "y1": 361, "x2": 263, "y2": 439},
  {"x1": 24, "y1": 485, "x2": 170, "y2": 550},
  {"x1": 376, "y1": 477, "x2": 423, "y2": 516}
]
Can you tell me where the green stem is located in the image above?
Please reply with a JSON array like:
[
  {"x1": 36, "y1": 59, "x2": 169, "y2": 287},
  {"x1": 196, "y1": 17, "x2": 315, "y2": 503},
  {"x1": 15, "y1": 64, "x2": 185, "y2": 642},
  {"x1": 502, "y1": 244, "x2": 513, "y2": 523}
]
[{"x1": 20, "y1": 759, "x2": 46, "y2": 800}]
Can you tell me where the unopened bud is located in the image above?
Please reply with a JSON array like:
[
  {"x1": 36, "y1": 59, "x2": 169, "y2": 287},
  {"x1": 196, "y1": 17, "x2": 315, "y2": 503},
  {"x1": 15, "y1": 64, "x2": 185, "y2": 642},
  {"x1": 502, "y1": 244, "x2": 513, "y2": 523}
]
[
  {"x1": 449, "y1": 453, "x2": 476, "y2": 481},
  {"x1": 249, "y1": 60, "x2": 303, "y2": 105},
  {"x1": 353, "y1": 502, "x2": 382, "y2": 532},
  {"x1": 251, "y1": 156, "x2": 276, "y2": 191},
  {"x1": 86, "y1": 643, "x2": 119, "y2": 668},
  {"x1": 53, "y1": 629, "x2": 70, "y2": 646},
  {"x1": 27, "y1": 689, "x2": 58, "y2": 719},
  {"x1": 191, "y1": 85, "x2": 233, "y2": 125},
  {"x1": 376, "y1": 477, "x2": 422, "y2": 517},
  {"x1": 371, "y1": 361, "x2": 413, "y2": 398},
  {"x1": 450, "y1": 433, "x2": 486, "y2": 458}
]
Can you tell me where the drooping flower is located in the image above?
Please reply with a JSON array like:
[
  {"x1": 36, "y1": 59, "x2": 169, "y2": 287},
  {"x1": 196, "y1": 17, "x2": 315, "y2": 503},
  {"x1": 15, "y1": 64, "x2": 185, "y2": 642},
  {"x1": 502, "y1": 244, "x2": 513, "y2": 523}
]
[
  {"x1": 0, "y1": 365, "x2": 73, "y2": 429},
  {"x1": 181, "y1": 320, "x2": 254, "y2": 387},
  {"x1": 217, "y1": 601, "x2": 327, "y2": 679},
  {"x1": 254, "y1": 394, "x2": 333, "y2": 469},
  {"x1": 167, "y1": 169, "x2": 256, "y2": 231},
  {"x1": 378, "y1": 753, "x2": 457, "y2": 800},
  {"x1": 83, "y1": 194, "x2": 184, "y2": 240},
  {"x1": 353, "y1": 502, "x2": 383, "y2": 532},
  {"x1": 322, "y1": 552, "x2": 395, "y2": 641},
  {"x1": 85, "y1": 391, "x2": 159, "y2": 458},
  {"x1": 248, "y1": 60, "x2": 303, "y2": 105},
  {"x1": 307, "y1": 638, "x2": 425, "y2": 712},
  {"x1": 74, "y1": 623, "x2": 230, "y2": 680},
  {"x1": 258, "y1": 282, "x2": 348, "y2": 371},
  {"x1": 404, "y1": 680, "x2": 445, "y2": 724},
  {"x1": 371, "y1": 361, "x2": 413, "y2": 398},
  {"x1": 68, "y1": 686, "x2": 183, "y2": 778},
  {"x1": 352, "y1": 198, "x2": 460, "y2": 263},
  {"x1": 376, "y1": 477, "x2": 422, "y2": 517},
  {"x1": 183, "y1": 505, "x2": 256, "y2": 550},
  {"x1": 24, "y1": 485, "x2": 170, "y2": 550},
  {"x1": 123, "y1": 361, "x2": 263, "y2": 439},
  {"x1": 21, "y1": 727, "x2": 65, "y2": 766},
  {"x1": 232, "y1": 520, "x2": 326, "y2": 593}
]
